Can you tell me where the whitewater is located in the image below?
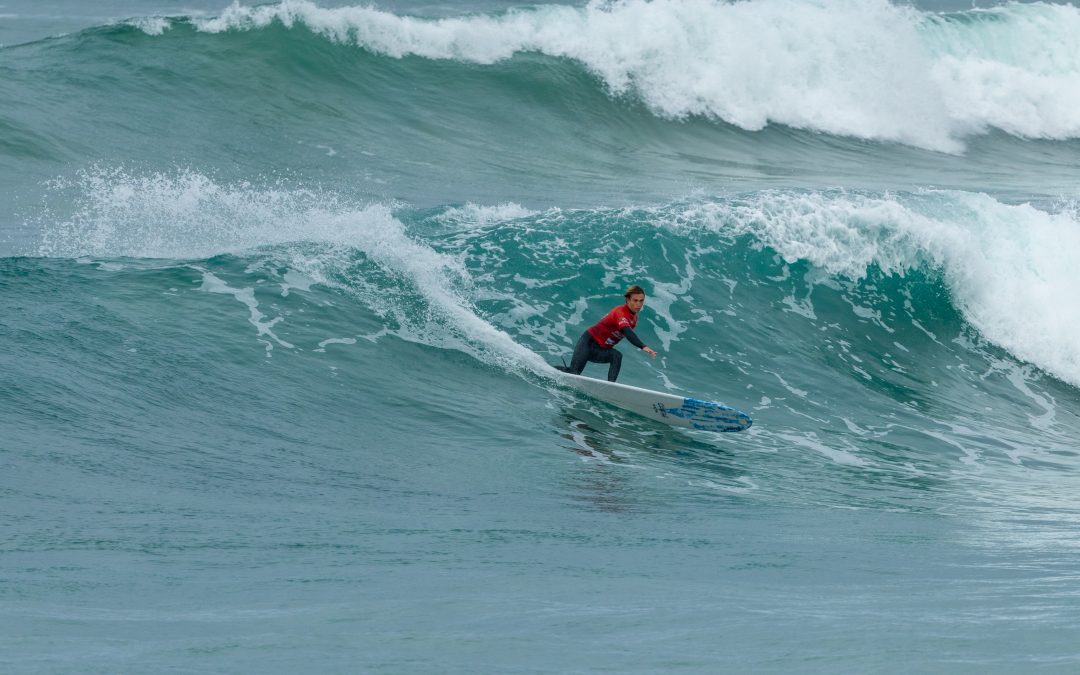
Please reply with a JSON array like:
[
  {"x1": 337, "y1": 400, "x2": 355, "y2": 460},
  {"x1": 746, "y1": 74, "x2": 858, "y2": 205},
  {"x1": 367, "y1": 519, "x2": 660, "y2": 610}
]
[{"x1": 4, "y1": 0, "x2": 1080, "y2": 672}]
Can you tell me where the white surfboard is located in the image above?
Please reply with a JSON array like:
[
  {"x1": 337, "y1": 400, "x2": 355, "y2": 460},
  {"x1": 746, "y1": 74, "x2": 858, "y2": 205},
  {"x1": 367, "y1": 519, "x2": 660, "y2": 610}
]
[{"x1": 553, "y1": 368, "x2": 752, "y2": 433}]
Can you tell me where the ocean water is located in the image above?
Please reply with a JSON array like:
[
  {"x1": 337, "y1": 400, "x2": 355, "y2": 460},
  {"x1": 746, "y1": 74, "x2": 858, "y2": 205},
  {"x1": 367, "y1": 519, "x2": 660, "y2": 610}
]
[{"x1": 4, "y1": 0, "x2": 1080, "y2": 671}]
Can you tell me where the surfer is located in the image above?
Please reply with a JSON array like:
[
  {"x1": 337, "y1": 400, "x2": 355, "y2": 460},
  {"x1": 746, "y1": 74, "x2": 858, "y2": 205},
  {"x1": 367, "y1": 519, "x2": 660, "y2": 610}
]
[{"x1": 555, "y1": 285, "x2": 658, "y2": 382}]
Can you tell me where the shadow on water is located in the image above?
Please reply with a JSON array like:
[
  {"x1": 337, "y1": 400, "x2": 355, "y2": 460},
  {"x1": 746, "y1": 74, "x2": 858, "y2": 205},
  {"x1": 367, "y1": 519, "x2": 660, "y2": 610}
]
[{"x1": 547, "y1": 397, "x2": 751, "y2": 512}]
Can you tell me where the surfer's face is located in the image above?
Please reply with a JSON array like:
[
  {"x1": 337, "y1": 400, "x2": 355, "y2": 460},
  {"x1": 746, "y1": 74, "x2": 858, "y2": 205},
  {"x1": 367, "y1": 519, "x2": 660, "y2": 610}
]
[{"x1": 626, "y1": 293, "x2": 645, "y2": 313}]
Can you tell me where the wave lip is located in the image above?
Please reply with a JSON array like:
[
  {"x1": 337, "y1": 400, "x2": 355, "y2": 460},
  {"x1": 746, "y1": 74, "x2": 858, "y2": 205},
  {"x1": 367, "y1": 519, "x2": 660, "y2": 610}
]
[{"x1": 117, "y1": 0, "x2": 1080, "y2": 152}]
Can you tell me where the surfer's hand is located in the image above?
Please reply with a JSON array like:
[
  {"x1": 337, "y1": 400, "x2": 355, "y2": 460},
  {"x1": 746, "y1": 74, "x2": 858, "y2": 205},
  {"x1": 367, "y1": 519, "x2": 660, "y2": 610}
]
[{"x1": 643, "y1": 346, "x2": 658, "y2": 358}]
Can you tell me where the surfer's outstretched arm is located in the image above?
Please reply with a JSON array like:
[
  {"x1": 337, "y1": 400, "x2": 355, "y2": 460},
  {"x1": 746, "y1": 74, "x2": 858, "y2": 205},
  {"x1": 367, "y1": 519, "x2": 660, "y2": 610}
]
[{"x1": 621, "y1": 326, "x2": 658, "y2": 358}]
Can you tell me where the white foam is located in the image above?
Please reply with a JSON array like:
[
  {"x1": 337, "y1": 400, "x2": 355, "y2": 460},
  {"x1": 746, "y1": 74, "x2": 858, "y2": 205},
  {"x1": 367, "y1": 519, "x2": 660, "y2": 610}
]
[
  {"x1": 435, "y1": 202, "x2": 537, "y2": 227},
  {"x1": 927, "y1": 3, "x2": 1080, "y2": 140},
  {"x1": 127, "y1": 17, "x2": 170, "y2": 35},
  {"x1": 686, "y1": 190, "x2": 1080, "y2": 389},
  {"x1": 1001, "y1": 362, "x2": 1057, "y2": 431},
  {"x1": 197, "y1": 268, "x2": 295, "y2": 356},
  {"x1": 777, "y1": 431, "x2": 868, "y2": 467},
  {"x1": 314, "y1": 336, "x2": 357, "y2": 352},
  {"x1": 280, "y1": 269, "x2": 316, "y2": 297},
  {"x1": 646, "y1": 254, "x2": 695, "y2": 352},
  {"x1": 162, "y1": 0, "x2": 1080, "y2": 151}
]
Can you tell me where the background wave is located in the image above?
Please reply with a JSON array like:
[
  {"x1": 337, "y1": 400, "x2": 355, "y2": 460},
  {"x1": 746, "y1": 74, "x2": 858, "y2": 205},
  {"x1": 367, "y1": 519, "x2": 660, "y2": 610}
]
[
  {"x1": 4, "y1": 0, "x2": 1080, "y2": 225},
  {"x1": 169, "y1": 0, "x2": 1080, "y2": 150}
]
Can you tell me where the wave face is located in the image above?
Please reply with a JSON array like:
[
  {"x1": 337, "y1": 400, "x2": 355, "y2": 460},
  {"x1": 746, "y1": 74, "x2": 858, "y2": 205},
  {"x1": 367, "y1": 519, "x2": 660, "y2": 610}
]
[
  {"x1": 5, "y1": 1, "x2": 1080, "y2": 672},
  {"x1": 29, "y1": 169, "x2": 1080, "y2": 390}
]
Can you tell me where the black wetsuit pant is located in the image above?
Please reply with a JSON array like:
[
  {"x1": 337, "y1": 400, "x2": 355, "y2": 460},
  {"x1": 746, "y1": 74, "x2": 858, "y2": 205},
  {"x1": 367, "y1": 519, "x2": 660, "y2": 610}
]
[{"x1": 560, "y1": 330, "x2": 622, "y2": 382}]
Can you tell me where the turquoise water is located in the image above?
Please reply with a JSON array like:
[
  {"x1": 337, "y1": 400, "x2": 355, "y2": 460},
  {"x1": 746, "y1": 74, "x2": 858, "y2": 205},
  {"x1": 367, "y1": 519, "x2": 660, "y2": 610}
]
[{"x1": 4, "y1": 1, "x2": 1080, "y2": 672}]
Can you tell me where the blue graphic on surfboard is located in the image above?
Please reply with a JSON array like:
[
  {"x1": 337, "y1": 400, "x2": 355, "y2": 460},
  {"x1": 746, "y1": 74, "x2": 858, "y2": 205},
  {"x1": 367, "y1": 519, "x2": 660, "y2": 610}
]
[{"x1": 552, "y1": 367, "x2": 752, "y2": 433}]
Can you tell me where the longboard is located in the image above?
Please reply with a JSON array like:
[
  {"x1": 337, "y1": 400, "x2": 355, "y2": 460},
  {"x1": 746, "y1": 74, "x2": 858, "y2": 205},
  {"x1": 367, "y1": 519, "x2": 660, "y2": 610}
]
[{"x1": 552, "y1": 368, "x2": 752, "y2": 433}]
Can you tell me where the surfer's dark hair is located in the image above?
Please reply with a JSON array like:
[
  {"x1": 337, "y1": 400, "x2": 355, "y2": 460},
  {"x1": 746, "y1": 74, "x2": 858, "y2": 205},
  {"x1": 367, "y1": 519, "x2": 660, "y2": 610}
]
[{"x1": 624, "y1": 284, "x2": 646, "y2": 299}]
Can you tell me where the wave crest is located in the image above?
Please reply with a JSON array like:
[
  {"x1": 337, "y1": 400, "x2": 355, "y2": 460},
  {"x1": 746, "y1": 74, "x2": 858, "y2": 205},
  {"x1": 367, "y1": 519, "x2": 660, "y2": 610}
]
[{"x1": 130, "y1": 0, "x2": 1080, "y2": 152}]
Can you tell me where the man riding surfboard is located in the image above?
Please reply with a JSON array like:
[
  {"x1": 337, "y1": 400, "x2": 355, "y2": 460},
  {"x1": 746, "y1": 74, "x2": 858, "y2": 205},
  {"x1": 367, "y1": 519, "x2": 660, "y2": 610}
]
[{"x1": 555, "y1": 285, "x2": 658, "y2": 382}]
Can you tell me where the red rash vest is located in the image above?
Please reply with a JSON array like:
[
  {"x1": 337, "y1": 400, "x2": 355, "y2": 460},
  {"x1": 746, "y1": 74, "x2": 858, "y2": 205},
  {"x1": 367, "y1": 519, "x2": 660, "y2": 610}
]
[{"x1": 587, "y1": 304, "x2": 637, "y2": 348}]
